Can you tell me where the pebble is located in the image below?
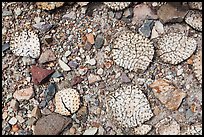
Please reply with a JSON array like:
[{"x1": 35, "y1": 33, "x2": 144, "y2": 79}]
[
  {"x1": 62, "y1": 11, "x2": 76, "y2": 20},
  {"x1": 31, "y1": 106, "x2": 42, "y2": 119},
  {"x1": 115, "y1": 11, "x2": 123, "y2": 20},
  {"x1": 97, "y1": 68, "x2": 103, "y2": 75},
  {"x1": 34, "y1": 113, "x2": 72, "y2": 135},
  {"x1": 83, "y1": 127, "x2": 98, "y2": 135},
  {"x1": 64, "y1": 50, "x2": 71, "y2": 57},
  {"x1": 78, "y1": 66, "x2": 88, "y2": 75},
  {"x1": 85, "y1": 58, "x2": 96, "y2": 66},
  {"x1": 38, "y1": 50, "x2": 56, "y2": 64},
  {"x1": 59, "y1": 59, "x2": 71, "y2": 71},
  {"x1": 45, "y1": 83, "x2": 56, "y2": 102},
  {"x1": 27, "y1": 117, "x2": 37, "y2": 126},
  {"x1": 34, "y1": 16, "x2": 41, "y2": 23},
  {"x1": 51, "y1": 71, "x2": 63, "y2": 78},
  {"x1": 13, "y1": 86, "x2": 34, "y2": 101},
  {"x1": 94, "y1": 35, "x2": 104, "y2": 49},
  {"x1": 108, "y1": 11, "x2": 115, "y2": 18},
  {"x1": 12, "y1": 124, "x2": 19, "y2": 132},
  {"x1": 84, "y1": 42, "x2": 93, "y2": 51},
  {"x1": 123, "y1": 8, "x2": 133, "y2": 18},
  {"x1": 81, "y1": 7, "x2": 87, "y2": 14},
  {"x1": 177, "y1": 68, "x2": 183, "y2": 76},
  {"x1": 121, "y1": 72, "x2": 131, "y2": 83},
  {"x1": 14, "y1": 7, "x2": 22, "y2": 17},
  {"x1": 22, "y1": 57, "x2": 32, "y2": 66},
  {"x1": 2, "y1": 43, "x2": 10, "y2": 52},
  {"x1": 69, "y1": 127, "x2": 76, "y2": 135},
  {"x1": 33, "y1": 22, "x2": 53, "y2": 32},
  {"x1": 68, "y1": 60, "x2": 79, "y2": 69},
  {"x1": 88, "y1": 74, "x2": 101, "y2": 84},
  {"x1": 61, "y1": 56, "x2": 68, "y2": 63},
  {"x1": 86, "y1": 33, "x2": 95, "y2": 45},
  {"x1": 8, "y1": 117, "x2": 18, "y2": 125},
  {"x1": 2, "y1": 10, "x2": 13, "y2": 16},
  {"x1": 10, "y1": 99, "x2": 19, "y2": 111},
  {"x1": 138, "y1": 19, "x2": 154, "y2": 38},
  {"x1": 71, "y1": 76, "x2": 83, "y2": 86}
]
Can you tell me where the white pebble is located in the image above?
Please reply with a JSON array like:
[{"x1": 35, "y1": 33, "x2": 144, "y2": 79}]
[
  {"x1": 8, "y1": 117, "x2": 18, "y2": 125},
  {"x1": 97, "y1": 68, "x2": 104, "y2": 75}
]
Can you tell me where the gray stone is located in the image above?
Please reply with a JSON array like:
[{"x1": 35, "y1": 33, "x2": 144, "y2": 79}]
[
  {"x1": 115, "y1": 11, "x2": 123, "y2": 20},
  {"x1": 14, "y1": 7, "x2": 22, "y2": 17},
  {"x1": 51, "y1": 71, "x2": 63, "y2": 78},
  {"x1": 34, "y1": 113, "x2": 72, "y2": 135},
  {"x1": 62, "y1": 11, "x2": 76, "y2": 20},
  {"x1": 10, "y1": 99, "x2": 19, "y2": 111},
  {"x1": 121, "y1": 72, "x2": 131, "y2": 83},
  {"x1": 33, "y1": 22, "x2": 53, "y2": 32},
  {"x1": 123, "y1": 8, "x2": 133, "y2": 18},
  {"x1": 68, "y1": 60, "x2": 79, "y2": 69},
  {"x1": 8, "y1": 117, "x2": 18, "y2": 125},
  {"x1": 84, "y1": 41, "x2": 93, "y2": 51},
  {"x1": 108, "y1": 11, "x2": 115, "y2": 18},
  {"x1": 2, "y1": 10, "x2": 13, "y2": 16},
  {"x1": 38, "y1": 49, "x2": 56, "y2": 64},
  {"x1": 138, "y1": 20, "x2": 154, "y2": 38},
  {"x1": 94, "y1": 35, "x2": 104, "y2": 49},
  {"x1": 2, "y1": 43, "x2": 10, "y2": 52},
  {"x1": 44, "y1": 83, "x2": 56, "y2": 102}
]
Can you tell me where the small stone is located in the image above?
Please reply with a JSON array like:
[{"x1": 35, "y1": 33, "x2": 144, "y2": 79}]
[
  {"x1": 138, "y1": 19, "x2": 154, "y2": 38},
  {"x1": 2, "y1": 111, "x2": 8, "y2": 120},
  {"x1": 44, "y1": 83, "x2": 56, "y2": 102},
  {"x1": 51, "y1": 71, "x2": 63, "y2": 78},
  {"x1": 97, "y1": 68, "x2": 103, "y2": 75},
  {"x1": 86, "y1": 33, "x2": 95, "y2": 45},
  {"x1": 31, "y1": 106, "x2": 42, "y2": 119},
  {"x1": 34, "y1": 113, "x2": 72, "y2": 135},
  {"x1": 2, "y1": 43, "x2": 10, "y2": 52},
  {"x1": 38, "y1": 49, "x2": 56, "y2": 64},
  {"x1": 2, "y1": 10, "x2": 13, "y2": 16},
  {"x1": 62, "y1": 56, "x2": 68, "y2": 63},
  {"x1": 84, "y1": 41, "x2": 93, "y2": 51},
  {"x1": 31, "y1": 65, "x2": 55, "y2": 85},
  {"x1": 94, "y1": 35, "x2": 104, "y2": 49},
  {"x1": 62, "y1": 11, "x2": 76, "y2": 20},
  {"x1": 85, "y1": 58, "x2": 96, "y2": 66},
  {"x1": 68, "y1": 60, "x2": 79, "y2": 69},
  {"x1": 78, "y1": 66, "x2": 88, "y2": 75},
  {"x1": 27, "y1": 117, "x2": 37, "y2": 126},
  {"x1": 177, "y1": 68, "x2": 183, "y2": 76},
  {"x1": 8, "y1": 117, "x2": 18, "y2": 125},
  {"x1": 59, "y1": 59, "x2": 71, "y2": 71},
  {"x1": 64, "y1": 50, "x2": 71, "y2": 57},
  {"x1": 69, "y1": 127, "x2": 76, "y2": 134},
  {"x1": 10, "y1": 99, "x2": 19, "y2": 111},
  {"x1": 12, "y1": 124, "x2": 19, "y2": 132},
  {"x1": 33, "y1": 22, "x2": 53, "y2": 32},
  {"x1": 39, "y1": 100, "x2": 47, "y2": 109},
  {"x1": 115, "y1": 11, "x2": 123, "y2": 19},
  {"x1": 83, "y1": 127, "x2": 98, "y2": 135},
  {"x1": 123, "y1": 8, "x2": 133, "y2": 18},
  {"x1": 88, "y1": 74, "x2": 101, "y2": 84},
  {"x1": 13, "y1": 86, "x2": 34, "y2": 101},
  {"x1": 78, "y1": 2, "x2": 89, "y2": 7},
  {"x1": 16, "y1": 115, "x2": 25, "y2": 124},
  {"x1": 14, "y1": 7, "x2": 22, "y2": 17},
  {"x1": 108, "y1": 11, "x2": 115, "y2": 18},
  {"x1": 157, "y1": 3, "x2": 188, "y2": 24},
  {"x1": 71, "y1": 76, "x2": 83, "y2": 86},
  {"x1": 121, "y1": 72, "x2": 131, "y2": 83},
  {"x1": 81, "y1": 7, "x2": 87, "y2": 14}
]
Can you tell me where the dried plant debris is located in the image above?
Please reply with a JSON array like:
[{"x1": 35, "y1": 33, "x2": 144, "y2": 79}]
[
  {"x1": 10, "y1": 30, "x2": 40, "y2": 59},
  {"x1": 156, "y1": 32, "x2": 197, "y2": 65},
  {"x1": 181, "y1": 123, "x2": 202, "y2": 135},
  {"x1": 104, "y1": 2, "x2": 131, "y2": 11},
  {"x1": 149, "y1": 79, "x2": 186, "y2": 110},
  {"x1": 193, "y1": 50, "x2": 202, "y2": 83},
  {"x1": 36, "y1": 2, "x2": 64, "y2": 10},
  {"x1": 133, "y1": 124, "x2": 152, "y2": 135},
  {"x1": 155, "y1": 116, "x2": 180, "y2": 135},
  {"x1": 188, "y1": 2, "x2": 202, "y2": 10},
  {"x1": 112, "y1": 31, "x2": 154, "y2": 72},
  {"x1": 106, "y1": 84, "x2": 153, "y2": 128},
  {"x1": 55, "y1": 88, "x2": 80, "y2": 116},
  {"x1": 185, "y1": 10, "x2": 202, "y2": 31}
]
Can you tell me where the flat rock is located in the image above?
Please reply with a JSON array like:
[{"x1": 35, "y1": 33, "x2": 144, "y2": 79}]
[
  {"x1": 88, "y1": 74, "x2": 101, "y2": 84},
  {"x1": 33, "y1": 22, "x2": 53, "y2": 32},
  {"x1": 157, "y1": 3, "x2": 187, "y2": 24},
  {"x1": 31, "y1": 65, "x2": 54, "y2": 85},
  {"x1": 38, "y1": 49, "x2": 56, "y2": 64},
  {"x1": 149, "y1": 79, "x2": 187, "y2": 110},
  {"x1": 58, "y1": 59, "x2": 71, "y2": 71},
  {"x1": 13, "y1": 86, "x2": 34, "y2": 101},
  {"x1": 34, "y1": 113, "x2": 72, "y2": 135},
  {"x1": 71, "y1": 76, "x2": 83, "y2": 86},
  {"x1": 132, "y1": 4, "x2": 158, "y2": 27}
]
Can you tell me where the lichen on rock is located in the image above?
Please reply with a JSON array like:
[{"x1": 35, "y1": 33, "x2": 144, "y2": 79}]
[{"x1": 104, "y1": 2, "x2": 131, "y2": 11}]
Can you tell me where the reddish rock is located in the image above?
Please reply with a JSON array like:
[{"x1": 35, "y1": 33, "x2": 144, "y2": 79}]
[
  {"x1": 31, "y1": 65, "x2": 54, "y2": 85},
  {"x1": 13, "y1": 86, "x2": 34, "y2": 101},
  {"x1": 71, "y1": 76, "x2": 83, "y2": 86}
]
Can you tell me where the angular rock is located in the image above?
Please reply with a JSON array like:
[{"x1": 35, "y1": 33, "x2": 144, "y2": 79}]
[
  {"x1": 132, "y1": 4, "x2": 158, "y2": 27},
  {"x1": 94, "y1": 35, "x2": 104, "y2": 49},
  {"x1": 121, "y1": 72, "x2": 131, "y2": 83},
  {"x1": 13, "y1": 86, "x2": 34, "y2": 101},
  {"x1": 31, "y1": 106, "x2": 42, "y2": 119},
  {"x1": 157, "y1": 3, "x2": 187, "y2": 24},
  {"x1": 68, "y1": 60, "x2": 79, "y2": 69},
  {"x1": 84, "y1": 41, "x2": 93, "y2": 51},
  {"x1": 31, "y1": 65, "x2": 54, "y2": 85},
  {"x1": 2, "y1": 43, "x2": 10, "y2": 52},
  {"x1": 149, "y1": 79, "x2": 187, "y2": 110},
  {"x1": 71, "y1": 76, "x2": 83, "y2": 86},
  {"x1": 51, "y1": 71, "x2": 63, "y2": 78},
  {"x1": 58, "y1": 59, "x2": 71, "y2": 71},
  {"x1": 44, "y1": 83, "x2": 56, "y2": 102},
  {"x1": 38, "y1": 49, "x2": 56, "y2": 64},
  {"x1": 34, "y1": 113, "x2": 72, "y2": 135},
  {"x1": 138, "y1": 20, "x2": 154, "y2": 38},
  {"x1": 88, "y1": 74, "x2": 101, "y2": 84},
  {"x1": 33, "y1": 22, "x2": 53, "y2": 32},
  {"x1": 62, "y1": 11, "x2": 76, "y2": 20},
  {"x1": 10, "y1": 99, "x2": 19, "y2": 111},
  {"x1": 86, "y1": 33, "x2": 95, "y2": 45},
  {"x1": 123, "y1": 7, "x2": 133, "y2": 18},
  {"x1": 8, "y1": 117, "x2": 18, "y2": 125}
]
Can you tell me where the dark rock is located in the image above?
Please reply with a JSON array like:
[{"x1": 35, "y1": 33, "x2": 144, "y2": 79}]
[
  {"x1": 33, "y1": 22, "x2": 53, "y2": 32},
  {"x1": 39, "y1": 100, "x2": 47, "y2": 109},
  {"x1": 68, "y1": 60, "x2": 79, "y2": 69},
  {"x1": 138, "y1": 20, "x2": 154, "y2": 38},
  {"x1": 31, "y1": 65, "x2": 54, "y2": 85},
  {"x1": 34, "y1": 113, "x2": 72, "y2": 135},
  {"x1": 115, "y1": 11, "x2": 123, "y2": 20},
  {"x1": 123, "y1": 7, "x2": 133, "y2": 18},
  {"x1": 44, "y1": 35, "x2": 53, "y2": 45},
  {"x1": 44, "y1": 83, "x2": 56, "y2": 102},
  {"x1": 94, "y1": 35, "x2": 104, "y2": 49},
  {"x1": 71, "y1": 76, "x2": 83, "y2": 86},
  {"x1": 38, "y1": 49, "x2": 56, "y2": 64},
  {"x1": 2, "y1": 43, "x2": 10, "y2": 52},
  {"x1": 51, "y1": 71, "x2": 63, "y2": 78},
  {"x1": 157, "y1": 3, "x2": 188, "y2": 24}
]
